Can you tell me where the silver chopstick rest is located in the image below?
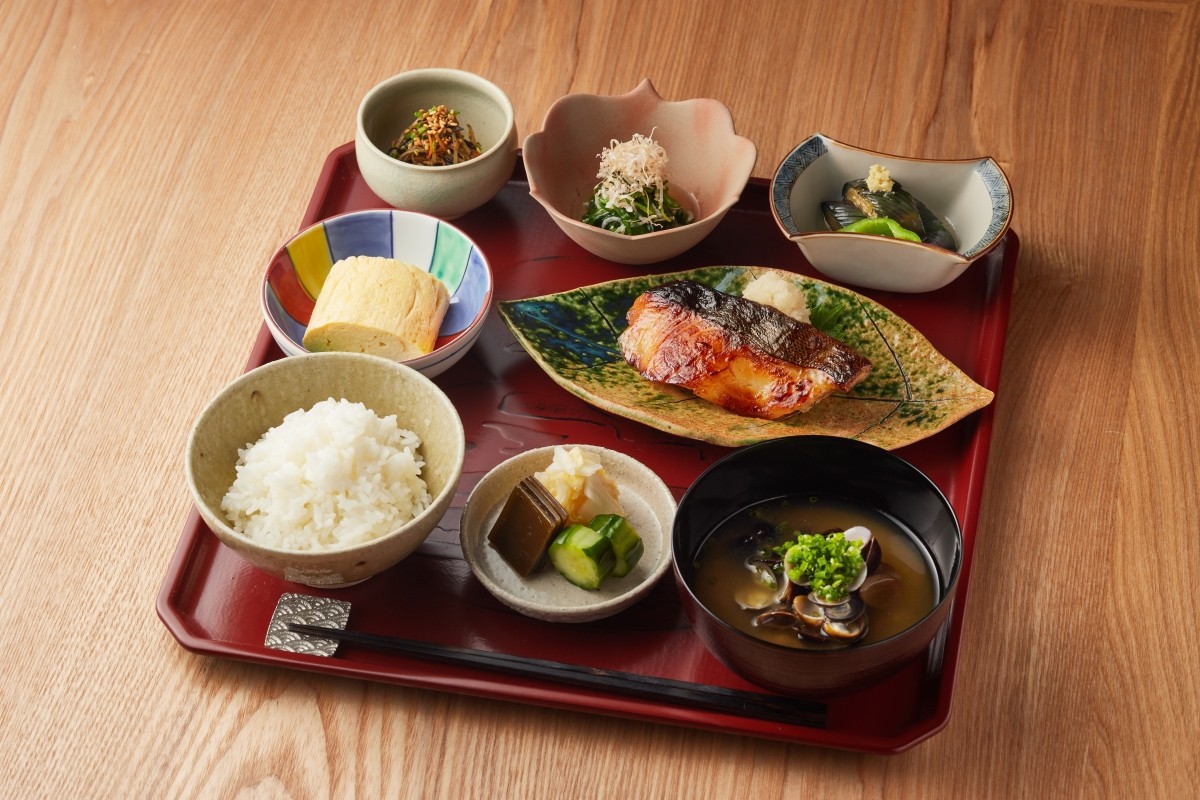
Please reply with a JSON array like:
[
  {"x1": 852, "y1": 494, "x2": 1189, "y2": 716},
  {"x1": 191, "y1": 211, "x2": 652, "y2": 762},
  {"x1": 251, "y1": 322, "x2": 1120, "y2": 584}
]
[{"x1": 264, "y1": 593, "x2": 350, "y2": 657}]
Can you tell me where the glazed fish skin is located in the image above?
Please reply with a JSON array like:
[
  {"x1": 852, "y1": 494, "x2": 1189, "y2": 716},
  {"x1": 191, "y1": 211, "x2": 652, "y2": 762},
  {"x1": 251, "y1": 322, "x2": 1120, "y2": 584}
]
[{"x1": 618, "y1": 280, "x2": 871, "y2": 419}]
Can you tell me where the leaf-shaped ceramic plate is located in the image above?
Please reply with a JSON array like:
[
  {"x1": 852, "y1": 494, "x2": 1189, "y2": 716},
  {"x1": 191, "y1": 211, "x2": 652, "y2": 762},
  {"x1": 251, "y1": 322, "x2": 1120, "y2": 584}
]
[{"x1": 498, "y1": 266, "x2": 994, "y2": 449}]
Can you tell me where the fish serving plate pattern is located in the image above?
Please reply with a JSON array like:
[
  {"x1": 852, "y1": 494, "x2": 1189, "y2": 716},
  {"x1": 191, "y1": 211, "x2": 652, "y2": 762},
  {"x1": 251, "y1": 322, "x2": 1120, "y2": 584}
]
[
  {"x1": 499, "y1": 267, "x2": 994, "y2": 449},
  {"x1": 158, "y1": 143, "x2": 1017, "y2": 754}
]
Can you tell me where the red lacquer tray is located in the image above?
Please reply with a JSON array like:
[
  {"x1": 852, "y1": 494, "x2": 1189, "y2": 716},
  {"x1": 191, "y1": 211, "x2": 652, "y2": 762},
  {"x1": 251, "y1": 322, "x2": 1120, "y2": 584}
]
[{"x1": 158, "y1": 143, "x2": 1017, "y2": 753}]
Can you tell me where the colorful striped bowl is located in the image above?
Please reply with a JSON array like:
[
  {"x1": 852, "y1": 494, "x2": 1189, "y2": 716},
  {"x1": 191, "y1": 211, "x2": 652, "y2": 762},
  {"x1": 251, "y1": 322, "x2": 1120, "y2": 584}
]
[{"x1": 261, "y1": 209, "x2": 492, "y2": 378}]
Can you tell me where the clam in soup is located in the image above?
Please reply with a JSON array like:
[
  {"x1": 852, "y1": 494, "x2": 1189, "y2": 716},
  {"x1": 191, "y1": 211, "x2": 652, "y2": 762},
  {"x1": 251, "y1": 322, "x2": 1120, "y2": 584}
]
[{"x1": 692, "y1": 495, "x2": 938, "y2": 649}]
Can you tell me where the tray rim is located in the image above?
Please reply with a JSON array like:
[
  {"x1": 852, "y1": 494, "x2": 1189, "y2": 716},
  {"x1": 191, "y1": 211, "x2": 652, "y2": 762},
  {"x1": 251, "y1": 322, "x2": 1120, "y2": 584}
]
[{"x1": 156, "y1": 142, "x2": 1018, "y2": 754}]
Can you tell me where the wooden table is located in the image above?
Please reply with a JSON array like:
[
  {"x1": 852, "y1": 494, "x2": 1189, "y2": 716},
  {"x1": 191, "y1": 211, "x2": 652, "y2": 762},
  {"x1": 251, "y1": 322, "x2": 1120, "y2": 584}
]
[{"x1": 3, "y1": 1, "x2": 1196, "y2": 796}]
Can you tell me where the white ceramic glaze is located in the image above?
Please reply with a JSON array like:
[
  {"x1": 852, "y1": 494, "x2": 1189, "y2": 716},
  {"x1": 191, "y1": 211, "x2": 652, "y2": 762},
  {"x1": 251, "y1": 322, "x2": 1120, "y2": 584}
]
[
  {"x1": 355, "y1": 68, "x2": 518, "y2": 219},
  {"x1": 770, "y1": 134, "x2": 1013, "y2": 292},
  {"x1": 460, "y1": 445, "x2": 676, "y2": 622},
  {"x1": 523, "y1": 79, "x2": 756, "y2": 265}
]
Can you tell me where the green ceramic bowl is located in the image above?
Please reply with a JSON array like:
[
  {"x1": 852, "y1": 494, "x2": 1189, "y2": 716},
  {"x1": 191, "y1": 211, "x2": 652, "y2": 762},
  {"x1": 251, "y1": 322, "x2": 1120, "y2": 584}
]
[{"x1": 355, "y1": 69, "x2": 518, "y2": 219}]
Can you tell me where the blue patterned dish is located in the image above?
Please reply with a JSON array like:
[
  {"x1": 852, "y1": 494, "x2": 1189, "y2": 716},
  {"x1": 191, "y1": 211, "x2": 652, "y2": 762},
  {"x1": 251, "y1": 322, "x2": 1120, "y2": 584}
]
[
  {"x1": 770, "y1": 134, "x2": 1012, "y2": 293},
  {"x1": 261, "y1": 209, "x2": 492, "y2": 378}
]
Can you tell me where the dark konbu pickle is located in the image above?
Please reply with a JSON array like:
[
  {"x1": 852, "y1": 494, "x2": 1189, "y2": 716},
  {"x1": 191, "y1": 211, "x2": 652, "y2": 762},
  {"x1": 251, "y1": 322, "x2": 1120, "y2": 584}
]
[{"x1": 487, "y1": 477, "x2": 569, "y2": 575}]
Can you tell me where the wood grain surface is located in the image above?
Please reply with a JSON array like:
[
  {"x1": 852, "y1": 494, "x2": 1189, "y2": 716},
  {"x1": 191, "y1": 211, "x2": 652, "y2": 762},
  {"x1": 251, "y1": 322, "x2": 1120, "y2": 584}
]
[{"x1": 2, "y1": 0, "x2": 1197, "y2": 797}]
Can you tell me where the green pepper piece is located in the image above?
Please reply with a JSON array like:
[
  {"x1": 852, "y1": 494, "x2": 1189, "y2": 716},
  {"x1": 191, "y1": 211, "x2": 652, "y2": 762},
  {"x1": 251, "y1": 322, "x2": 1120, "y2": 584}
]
[{"x1": 838, "y1": 216, "x2": 922, "y2": 242}]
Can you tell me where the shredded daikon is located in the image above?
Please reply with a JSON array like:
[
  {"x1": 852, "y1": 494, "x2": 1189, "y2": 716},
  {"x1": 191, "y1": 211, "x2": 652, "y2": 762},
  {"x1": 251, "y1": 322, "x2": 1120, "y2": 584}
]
[
  {"x1": 582, "y1": 130, "x2": 691, "y2": 235},
  {"x1": 594, "y1": 132, "x2": 671, "y2": 216}
]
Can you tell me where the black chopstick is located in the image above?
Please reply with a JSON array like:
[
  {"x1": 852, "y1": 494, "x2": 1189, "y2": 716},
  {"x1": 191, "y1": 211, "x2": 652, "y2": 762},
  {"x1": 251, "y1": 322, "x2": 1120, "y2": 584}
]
[{"x1": 286, "y1": 623, "x2": 825, "y2": 728}]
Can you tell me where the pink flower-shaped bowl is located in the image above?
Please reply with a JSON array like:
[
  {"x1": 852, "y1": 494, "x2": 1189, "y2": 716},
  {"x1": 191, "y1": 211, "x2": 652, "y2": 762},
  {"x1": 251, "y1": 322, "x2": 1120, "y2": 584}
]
[{"x1": 523, "y1": 80, "x2": 756, "y2": 265}]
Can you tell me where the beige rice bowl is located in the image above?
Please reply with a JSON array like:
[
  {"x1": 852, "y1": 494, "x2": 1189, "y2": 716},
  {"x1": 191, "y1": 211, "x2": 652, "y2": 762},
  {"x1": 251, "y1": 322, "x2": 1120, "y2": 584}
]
[{"x1": 221, "y1": 398, "x2": 431, "y2": 551}]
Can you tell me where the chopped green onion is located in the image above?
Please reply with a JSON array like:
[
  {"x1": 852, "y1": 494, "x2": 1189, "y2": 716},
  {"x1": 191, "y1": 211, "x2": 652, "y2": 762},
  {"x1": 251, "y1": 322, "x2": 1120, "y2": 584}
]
[{"x1": 781, "y1": 532, "x2": 864, "y2": 603}]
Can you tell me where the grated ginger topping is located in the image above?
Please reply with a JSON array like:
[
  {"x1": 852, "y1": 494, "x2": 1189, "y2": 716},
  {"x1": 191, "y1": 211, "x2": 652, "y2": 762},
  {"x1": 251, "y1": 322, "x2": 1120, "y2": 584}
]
[
  {"x1": 866, "y1": 163, "x2": 894, "y2": 193},
  {"x1": 594, "y1": 132, "x2": 670, "y2": 216}
]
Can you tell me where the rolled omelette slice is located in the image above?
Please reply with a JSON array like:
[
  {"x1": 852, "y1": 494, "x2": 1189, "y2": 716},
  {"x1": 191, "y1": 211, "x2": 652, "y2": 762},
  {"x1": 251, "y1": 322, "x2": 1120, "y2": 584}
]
[{"x1": 302, "y1": 256, "x2": 450, "y2": 360}]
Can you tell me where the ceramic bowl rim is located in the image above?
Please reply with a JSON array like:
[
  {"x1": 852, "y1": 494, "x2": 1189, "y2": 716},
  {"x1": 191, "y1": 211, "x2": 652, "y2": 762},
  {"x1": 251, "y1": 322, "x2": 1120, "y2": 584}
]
[
  {"x1": 461, "y1": 444, "x2": 676, "y2": 621},
  {"x1": 769, "y1": 132, "x2": 1013, "y2": 262},
  {"x1": 185, "y1": 352, "x2": 466, "y2": 558},
  {"x1": 672, "y1": 435, "x2": 963, "y2": 658},
  {"x1": 259, "y1": 208, "x2": 494, "y2": 368},
  {"x1": 356, "y1": 67, "x2": 516, "y2": 173},
  {"x1": 523, "y1": 133, "x2": 753, "y2": 242},
  {"x1": 522, "y1": 80, "x2": 756, "y2": 243}
]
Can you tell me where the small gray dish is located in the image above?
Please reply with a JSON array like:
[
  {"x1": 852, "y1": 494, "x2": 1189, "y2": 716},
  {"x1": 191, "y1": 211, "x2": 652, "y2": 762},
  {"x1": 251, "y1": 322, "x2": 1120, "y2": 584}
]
[{"x1": 460, "y1": 445, "x2": 676, "y2": 623}]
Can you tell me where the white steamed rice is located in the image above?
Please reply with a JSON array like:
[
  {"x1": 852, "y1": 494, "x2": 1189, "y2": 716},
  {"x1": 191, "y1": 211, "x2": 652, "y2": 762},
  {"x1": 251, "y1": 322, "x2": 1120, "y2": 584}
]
[{"x1": 221, "y1": 397, "x2": 431, "y2": 551}]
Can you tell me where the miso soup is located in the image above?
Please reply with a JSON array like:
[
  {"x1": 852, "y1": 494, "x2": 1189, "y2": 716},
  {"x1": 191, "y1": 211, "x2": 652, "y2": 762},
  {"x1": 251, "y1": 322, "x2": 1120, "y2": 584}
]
[{"x1": 692, "y1": 494, "x2": 939, "y2": 649}]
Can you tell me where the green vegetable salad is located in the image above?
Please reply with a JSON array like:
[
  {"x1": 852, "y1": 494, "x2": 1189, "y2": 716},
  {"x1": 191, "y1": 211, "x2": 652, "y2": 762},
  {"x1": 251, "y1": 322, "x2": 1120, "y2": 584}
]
[{"x1": 582, "y1": 132, "x2": 692, "y2": 235}]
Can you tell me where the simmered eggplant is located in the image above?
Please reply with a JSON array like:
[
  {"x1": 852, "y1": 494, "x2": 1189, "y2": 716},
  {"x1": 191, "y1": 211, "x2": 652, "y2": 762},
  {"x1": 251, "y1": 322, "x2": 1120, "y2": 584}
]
[
  {"x1": 842, "y1": 178, "x2": 925, "y2": 238},
  {"x1": 916, "y1": 199, "x2": 958, "y2": 250},
  {"x1": 821, "y1": 200, "x2": 865, "y2": 231},
  {"x1": 820, "y1": 164, "x2": 959, "y2": 250}
]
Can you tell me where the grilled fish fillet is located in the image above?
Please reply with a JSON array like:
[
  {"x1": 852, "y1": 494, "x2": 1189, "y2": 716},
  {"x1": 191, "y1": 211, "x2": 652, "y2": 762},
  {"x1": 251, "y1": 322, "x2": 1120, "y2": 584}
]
[{"x1": 618, "y1": 280, "x2": 871, "y2": 419}]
